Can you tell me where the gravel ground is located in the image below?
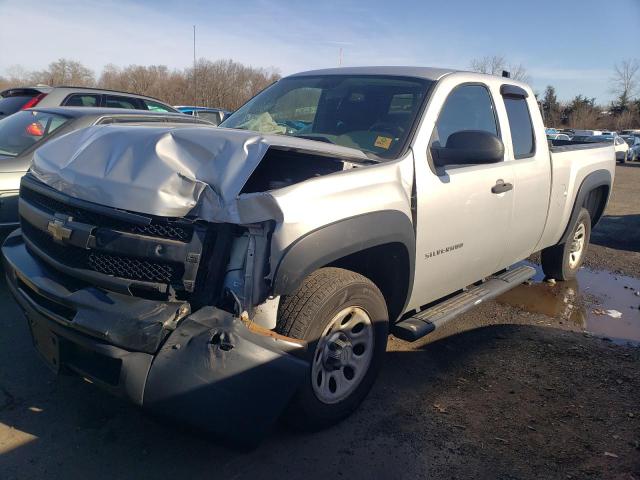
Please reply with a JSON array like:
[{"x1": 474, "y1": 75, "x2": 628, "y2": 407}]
[{"x1": 0, "y1": 165, "x2": 639, "y2": 479}]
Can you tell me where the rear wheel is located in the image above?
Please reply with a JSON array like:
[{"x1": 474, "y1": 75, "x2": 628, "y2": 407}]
[
  {"x1": 276, "y1": 267, "x2": 388, "y2": 431},
  {"x1": 541, "y1": 208, "x2": 591, "y2": 280}
]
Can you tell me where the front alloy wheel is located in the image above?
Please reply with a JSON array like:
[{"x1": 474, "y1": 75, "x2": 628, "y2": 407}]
[{"x1": 311, "y1": 307, "x2": 374, "y2": 404}]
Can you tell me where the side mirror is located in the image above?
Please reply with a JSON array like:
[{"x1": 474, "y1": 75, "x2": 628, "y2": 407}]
[{"x1": 431, "y1": 130, "x2": 504, "y2": 167}]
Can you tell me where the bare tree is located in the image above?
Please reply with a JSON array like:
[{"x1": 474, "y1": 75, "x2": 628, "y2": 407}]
[
  {"x1": 564, "y1": 95, "x2": 601, "y2": 129},
  {"x1": 611, "y1": 58, "x2": 639, "y2": 110},
  {"x1": 30, "y1": 58, "x2": 95, "y2": 86},
  {"x1": 470, "y1": 55, "x2": 506, "y2": 75},
  {"x1": 93, "y1": 59, "x2": 279, "y2": 109},
  {"x1": 469, "y1": 55, "x2": 529, "y2": 82},
  {"x1": 186, "y1": 59, "x2": 279, "y2": 110}
]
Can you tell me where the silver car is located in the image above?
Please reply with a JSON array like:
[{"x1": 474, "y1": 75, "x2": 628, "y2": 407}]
[
  {"x1": 0, "y1": 86, "x2": 177, "y2": 120},
  {"x1": 0, "y1": 107, "x2": 208, "y2": 226}
]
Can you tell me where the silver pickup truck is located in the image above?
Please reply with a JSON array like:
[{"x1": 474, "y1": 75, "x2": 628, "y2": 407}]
[{"x1": 2, "y1": 67, "x2": 615, "y2": 445}]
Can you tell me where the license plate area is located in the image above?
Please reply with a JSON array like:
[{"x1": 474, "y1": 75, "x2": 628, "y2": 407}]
[{"x1": 28, "y1": 316, "x2": 60, "y2": 373}]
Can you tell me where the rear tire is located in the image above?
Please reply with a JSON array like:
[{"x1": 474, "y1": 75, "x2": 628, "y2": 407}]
[
  {"x1": 541, "y1": 208, "x2": 591, "y2": 280},
  {"x1": 276, "y1": 267, "x2": 388, "y2": 431}
]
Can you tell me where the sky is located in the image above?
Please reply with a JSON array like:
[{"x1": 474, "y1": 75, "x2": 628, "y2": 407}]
[{"x1": 1, "y1": 0, "x2": 638, "y2": 103}]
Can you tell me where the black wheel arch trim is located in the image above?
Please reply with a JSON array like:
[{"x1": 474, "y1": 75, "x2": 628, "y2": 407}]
[
  {"x1": 272, "y1": 210, "x2": 415, "y2": 313},
  {"x1": 559, "y1": 169, "x2": 611, "y2": 244}
]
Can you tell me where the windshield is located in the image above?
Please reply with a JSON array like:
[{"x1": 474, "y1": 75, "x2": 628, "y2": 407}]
[
  {"x1": 221, "y1": 75, "x2": 433, "y2": 159},
  {"x1": 0, "y1": 110, "x2": 70, "y2": 157}
]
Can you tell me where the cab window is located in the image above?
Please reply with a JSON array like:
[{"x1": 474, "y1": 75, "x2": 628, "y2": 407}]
[
  {"x1": 430, "y1": 85, "x2": 499, "y2": 150},
  {"x1": 503, "y1": 96, "x2": 535, "y2": 158}
]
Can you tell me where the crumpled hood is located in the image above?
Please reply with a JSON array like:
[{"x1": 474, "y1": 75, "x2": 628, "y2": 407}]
[{"x1": 30, "y1": 124, "x2": 369, "y2": 221}]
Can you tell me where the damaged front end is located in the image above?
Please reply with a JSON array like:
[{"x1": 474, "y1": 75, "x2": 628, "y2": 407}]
[
  {"x1": 3, "y1": 224, "x2": 308, "y2": 444},
  {"x1": 3, "y1": 175, "x2": 313, "y2": 444},
  {"x1": 3, "y1": 123, "x2": 394, "y2": 444}
]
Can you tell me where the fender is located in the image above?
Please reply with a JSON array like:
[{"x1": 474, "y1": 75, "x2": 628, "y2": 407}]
[
  {"x1": 559, "y1": 169, "x2": 611, "y2": 244},
  {"x1": 272, "y1": 210, "x2": 415, "y2": 299}
]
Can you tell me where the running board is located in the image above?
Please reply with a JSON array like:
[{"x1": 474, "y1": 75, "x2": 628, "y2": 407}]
[{"x1": 392, "y1": 265, "x2": 536, "y2": 342}]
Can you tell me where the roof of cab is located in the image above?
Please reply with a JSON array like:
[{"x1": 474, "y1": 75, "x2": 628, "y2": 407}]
[{"x1": 288, "y1": 66, "x2": 459, "y2": 81}]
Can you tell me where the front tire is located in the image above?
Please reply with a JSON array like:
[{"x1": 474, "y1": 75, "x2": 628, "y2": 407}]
[
  {"x1": 541, "y1": 208, "x2": 591, "y2": 280},
  {"x1": 276, "y1": 267, "x2": 388, "y2": 431}
]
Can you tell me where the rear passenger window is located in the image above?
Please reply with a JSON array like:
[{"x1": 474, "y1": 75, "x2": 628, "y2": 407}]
[
  {"x1": 143, "y1": 100, "x2": 172, "y2": 112},
  {"x1": 431, "y1": 85, "x2": 498, "y2": 148},
  {"x1": 64, "y1": 94, "x2": 100, "y2": 107},
  {"x1": 504, "y1": 97, "x2": 535, "y2": 158},
  {"x1": 104, "y1": 95, "x2": 140, "y2": 109},
  {"x1": 197, "y1": 111, "x2": 222, "y2": 125}
]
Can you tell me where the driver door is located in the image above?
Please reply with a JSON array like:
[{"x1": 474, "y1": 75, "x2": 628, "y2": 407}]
[{"x1": 408, "y1": 83, "x2": 514, "y2": 308}]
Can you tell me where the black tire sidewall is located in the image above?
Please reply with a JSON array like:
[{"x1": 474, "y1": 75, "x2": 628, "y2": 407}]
[{"x1": 285, "y1": 278, "x2": 388, "y2": 430}]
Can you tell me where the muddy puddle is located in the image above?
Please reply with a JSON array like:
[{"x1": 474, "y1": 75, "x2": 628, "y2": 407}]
[{"x1": 496, "y1": 262, "x2": 640, "y2": 345}]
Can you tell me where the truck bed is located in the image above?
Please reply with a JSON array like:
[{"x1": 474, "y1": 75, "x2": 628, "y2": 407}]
[
  {"x1": 548, "y1": 138, "x2": 613, "y2": 152},
  {"x1": 536, "y1": 141, "x2": 615, "y2": 251}
]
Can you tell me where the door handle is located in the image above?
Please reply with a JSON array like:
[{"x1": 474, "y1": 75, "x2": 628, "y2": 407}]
[{"x1": 491, "y1": 179, "x2": 513, "y2": 194}]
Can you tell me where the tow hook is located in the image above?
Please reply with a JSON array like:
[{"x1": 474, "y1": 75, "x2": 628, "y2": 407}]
[
  {"x1": 210, "y1": 331, "x2": 234, "y2": 351},
  {"x1": 163, "y1": 303, "x2": 191, "y2": 331}
]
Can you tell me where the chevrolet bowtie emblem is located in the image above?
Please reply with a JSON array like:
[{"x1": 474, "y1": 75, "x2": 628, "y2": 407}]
[{"x1": 47, "y1": 217, "x2": 73, "y2": 242}]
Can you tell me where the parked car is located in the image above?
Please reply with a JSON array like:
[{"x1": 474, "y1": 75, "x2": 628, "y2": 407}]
[
  {"x1": 0, "y1": 107, "x2": 208, "y2": 226},
  {"x1": 547, "y1": 133, "x2": 571, "y2": 140},
  {"x1": 613, "y1": 134, "x2": 630, "y2": 162},
  {"x1": 622, "y1": 134, "x2": 640, "y2": 161},
  {"x1": 571, "y1": 129, "x2": 602, "y2": 136},
  {"x1": 175, "y1": 106, "x2": 231, "y2": 126},
  {"x1": 2, "y1": 66, "x2": 615, "y2": 446},
  {"x1": 0, "y1": 86, "x2": 177, "y2": 120},
  {"x1": 621, "y1": 129, "x2": 640, "y2": 135},
  {"x1": 570, "y1": 134, "x2": 629, "y2": 162}
]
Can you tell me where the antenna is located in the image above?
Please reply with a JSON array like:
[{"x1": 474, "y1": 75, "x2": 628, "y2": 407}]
[
  {"x1": 193, "y1": 25, "x2": 197, "y2": 106},
  {"x1": 339, "y1": 47, "x2": 343, "y2": 67}
]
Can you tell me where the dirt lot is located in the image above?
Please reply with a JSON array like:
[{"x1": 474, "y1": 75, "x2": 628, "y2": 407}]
[{"x1": 0, "y1": 165, "x2": 639, "y2": 480}]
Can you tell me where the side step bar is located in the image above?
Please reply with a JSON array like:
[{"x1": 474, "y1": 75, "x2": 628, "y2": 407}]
[{"x1": 392, "y1": 265, "x2": 536, "y2": 342}]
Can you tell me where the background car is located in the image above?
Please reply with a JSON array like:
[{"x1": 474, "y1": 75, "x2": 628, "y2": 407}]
[
  {"x1": 571, "y1": 129, "x2": 603, "y2": 136},
  {"x1": 622, "y1": 134, "x2": 640, "y2": 161},
  {"x1": 175, "y1": 106, "x2": 231, "y2": 126},
  {"x1": 613, "y1": 134, "x2": 630, "y2": 162},
  {"x1": 547, "y1": 133, "x2": 571, "y2": 140},
  {"x1": 0, "y1": 107, "x2": 209, "y2": 226},
  {"x1": 0, "y1": 86, "x2": 177, "y2": 120},
  {"x1": 570, "y1": 134, "x2": 629, "y2": 162}
]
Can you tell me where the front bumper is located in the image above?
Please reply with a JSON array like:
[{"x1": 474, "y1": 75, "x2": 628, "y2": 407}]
[{"x1": 3, "y1": 230, "x2": 308, "y2": 445}]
